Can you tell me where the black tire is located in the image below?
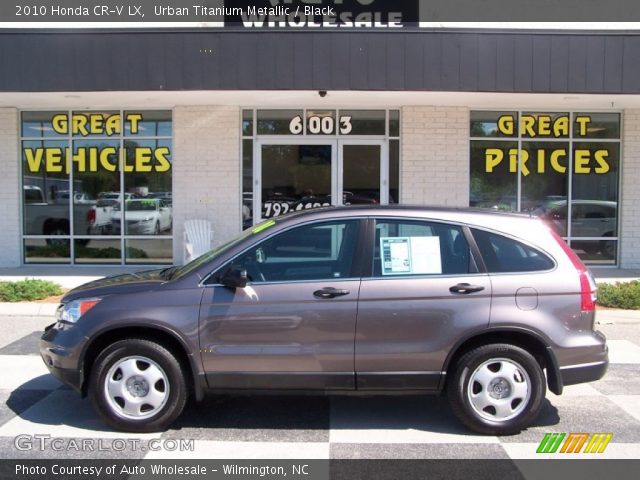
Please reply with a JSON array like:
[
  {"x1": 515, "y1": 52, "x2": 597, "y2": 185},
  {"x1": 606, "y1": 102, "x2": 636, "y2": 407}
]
[
  {"x1": 600, "y1": 238, "x2": 616, "y2": 259},
  {"x1": 44, "y1": 220, "x2": 70, "y2": 246},
  {"x1": 89, "y1": 338, "x2": 188, "y2": 433},
  {"x1": 447, "y1": 343, "x2": 546, "y2": 435}
]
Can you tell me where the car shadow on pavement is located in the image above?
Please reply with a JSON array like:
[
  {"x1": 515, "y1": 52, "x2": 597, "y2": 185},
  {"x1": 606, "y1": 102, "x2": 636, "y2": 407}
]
[
  {"x1": 5, "y1": 377, "x2": 120, "y2": 434},
  {"x1": 530, "y1": 399, "x2": 561, "y2": 429},
  {"x1": 166, "y1": 394, "x2": 561, "y2": 438},
  {"x1": 6, "y1": 377, "x2": 560, "y2": 437}
]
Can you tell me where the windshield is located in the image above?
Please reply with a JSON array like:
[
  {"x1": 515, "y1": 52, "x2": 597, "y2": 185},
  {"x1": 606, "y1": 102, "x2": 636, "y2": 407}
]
[
  {"x1": 124, "y1": 200, "x2": 158, "y2": 211},
  {"x1": 170, "y1": 219, "x2": 278, "y2": 280}
]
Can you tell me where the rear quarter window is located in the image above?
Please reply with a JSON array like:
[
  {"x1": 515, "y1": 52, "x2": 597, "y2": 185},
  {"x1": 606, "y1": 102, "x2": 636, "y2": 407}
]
[{"x1": 472, "y1": 229, "x2": 554, "y2": 273}]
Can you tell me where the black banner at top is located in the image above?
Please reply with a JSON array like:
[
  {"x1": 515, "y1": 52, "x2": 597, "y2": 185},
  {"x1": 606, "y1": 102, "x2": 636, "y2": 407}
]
[{"x1": 2, "y1": 0, "x2": 640, "y2": 26}]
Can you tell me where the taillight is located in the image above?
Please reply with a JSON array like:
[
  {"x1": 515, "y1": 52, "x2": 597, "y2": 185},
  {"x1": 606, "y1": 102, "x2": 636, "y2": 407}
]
[
  {"x1": 87, "y1": 208, "x2": 96, "y2": 223},
  {"x1": 549, "y1": 227, "x2": 597, "y2": 311}
]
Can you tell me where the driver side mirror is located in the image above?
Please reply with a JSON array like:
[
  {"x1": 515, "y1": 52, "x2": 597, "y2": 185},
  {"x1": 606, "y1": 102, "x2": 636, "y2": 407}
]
[{"x1": 220, "y1": 266, "x2": 248, "y2": 289}]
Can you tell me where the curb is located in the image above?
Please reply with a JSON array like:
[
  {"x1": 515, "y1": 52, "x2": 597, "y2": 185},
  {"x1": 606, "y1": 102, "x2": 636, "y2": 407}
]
[
  {"x1": 596, "y1": 309, "x2": 640, "y2": 323},
  {"x1": 0, "y1": 302, "x2": 58, "y2": 317}
]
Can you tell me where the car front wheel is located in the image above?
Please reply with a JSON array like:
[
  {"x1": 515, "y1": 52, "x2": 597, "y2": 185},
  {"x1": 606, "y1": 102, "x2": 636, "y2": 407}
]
[
  {"x1": 447, "y1": 343, "x2": 546, "y2": 435},
  {"x1": 89, "y1": 338, "x2": 187, "y2": 432}
]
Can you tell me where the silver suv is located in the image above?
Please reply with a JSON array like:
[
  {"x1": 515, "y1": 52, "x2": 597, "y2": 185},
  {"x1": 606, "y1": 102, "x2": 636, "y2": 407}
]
[{"x1": 40, "y1": 206, "x2": 608, "y2": 435}]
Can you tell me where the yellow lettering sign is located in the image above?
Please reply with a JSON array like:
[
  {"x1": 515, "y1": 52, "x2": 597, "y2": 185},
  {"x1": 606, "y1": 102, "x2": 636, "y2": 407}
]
[
  {"x1": 574, "y1": 149, "x2": 592, "y2": 174},
  {"x1": 24, "y1": 147, "x2": 171, "y2": 174},
  {"x1": 484, "y1": 147, "x2": 608, "y2": 175},
  {"x1": 595, "y1": 150, "x2": 610, "y2": 174},
  {"x1": 550, "y1": 149, "x2": 568, "y2": 174},
  {"x1": 497, "y1": 115, "x2": 515, "y2": 136},
  {"x1": 575, "y1": 115, "x2": 592, "y2": 136},
  {"x1": 485, "y1": 148, "x2": 504, "y2": 172},
  {"x1": 496, "y1": 114, "x2": 571, "y2": 138},
  {"x1": 48, "y1": 113, "x2": 146, "y2": 136}
]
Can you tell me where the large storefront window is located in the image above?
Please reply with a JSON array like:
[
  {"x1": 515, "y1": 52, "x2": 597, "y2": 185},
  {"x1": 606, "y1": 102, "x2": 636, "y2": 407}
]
[
  {"x1": 241, "y1": 109, "x2": 400, "y2": 228},
  {"x1": 470, "y1": 111, "x2": 620, "y2": 265},
  {"x1": 21, "y1": 110, "x2": 173, "y2": 264}
]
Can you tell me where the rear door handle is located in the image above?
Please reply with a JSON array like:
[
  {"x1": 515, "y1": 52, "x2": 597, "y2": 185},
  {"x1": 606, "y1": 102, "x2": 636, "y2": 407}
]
[
  {"x1": 449, "y1": 283, "x2": 485, "y2": 294},
  {"x1": 314, "y1": 287, "x2": 350, "y2": 299}
]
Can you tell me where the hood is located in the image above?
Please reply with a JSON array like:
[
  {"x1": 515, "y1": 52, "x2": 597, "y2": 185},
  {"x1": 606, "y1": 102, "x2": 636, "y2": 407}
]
[{"x1": 62, "y1": 268, "x2": 169, "y2": 302}]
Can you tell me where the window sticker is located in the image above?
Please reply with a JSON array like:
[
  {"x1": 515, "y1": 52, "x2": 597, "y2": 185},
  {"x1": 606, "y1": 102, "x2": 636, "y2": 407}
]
[{"x1": 380, "y1": 236, "x2": 442, "y2": 275}]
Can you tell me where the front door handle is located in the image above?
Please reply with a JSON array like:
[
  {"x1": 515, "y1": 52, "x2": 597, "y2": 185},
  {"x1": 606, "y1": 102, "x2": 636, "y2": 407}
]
[
  {"x1": 314, "y1": 287, "x2": 350, "y2": 299},
  {"x1": 449, "y1": 283, "x2": 485, "y2": 294}
]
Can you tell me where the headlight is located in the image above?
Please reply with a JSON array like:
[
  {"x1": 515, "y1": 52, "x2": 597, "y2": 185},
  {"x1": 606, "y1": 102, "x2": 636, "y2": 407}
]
[{"x1": 57, "y1": 298, "x2": 101, "y2": 324}]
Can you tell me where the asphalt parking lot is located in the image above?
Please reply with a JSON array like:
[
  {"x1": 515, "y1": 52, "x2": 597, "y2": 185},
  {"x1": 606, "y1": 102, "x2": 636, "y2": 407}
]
[{"x1": 0, "y1": 311, "x2": 639, "y2": 461}]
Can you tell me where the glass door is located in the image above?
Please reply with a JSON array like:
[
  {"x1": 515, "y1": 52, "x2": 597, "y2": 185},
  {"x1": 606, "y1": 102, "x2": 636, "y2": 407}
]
[
  {"x1": 255, "y1": 139, "x2": 388, "y2": 222},
  {"x1": 338, "y1": 140, "x2": 387, "y2": 206},
  {"x1": 256, "y1": 140, "x2": 337, "y2": 221}
]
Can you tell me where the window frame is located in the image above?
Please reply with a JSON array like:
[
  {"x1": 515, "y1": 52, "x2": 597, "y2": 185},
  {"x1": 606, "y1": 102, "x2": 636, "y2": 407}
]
[
  {"x1": 240, "y1": 108, "x2": 401, "y2": 231},
  {"x1": 469, "y1": 109, "x2": 622, "y2": 266},
  {"x1": 364, "y1": 217, "x2": 482, "y2": 279},
  {"x1": 19, "y1": 108, "x2": 174, "y2": 266}
]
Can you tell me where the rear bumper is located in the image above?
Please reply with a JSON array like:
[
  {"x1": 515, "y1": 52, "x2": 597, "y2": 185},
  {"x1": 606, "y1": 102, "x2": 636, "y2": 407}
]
[
  {"x1": 547, "y1": 330, "x2": 608, "y2": 394},
  {"x1": 560, "y1": 360, "x2": 609, "y2": 387}
]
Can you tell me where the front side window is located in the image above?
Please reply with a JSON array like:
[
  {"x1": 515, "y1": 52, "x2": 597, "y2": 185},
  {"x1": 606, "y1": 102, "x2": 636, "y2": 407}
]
[
  {"x1": 227, "y1": 220, "x2": 360, "y2": 283},
  {"x1": 373, "y1": 220, "x2": 472, "y2": 277}
]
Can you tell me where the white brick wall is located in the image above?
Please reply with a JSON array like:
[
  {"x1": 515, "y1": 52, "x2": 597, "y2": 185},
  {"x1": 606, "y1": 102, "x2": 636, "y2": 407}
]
[
  {"x1": 172, "y1": 106, "x2": 241, "y2": 263},
  {"x1": 620, "y1": 109, "x2": 640, "y2": 268},
  {"x1": 0, "y1": 108, "x2": 20, "y2": 267},
  {"x1": 401, "y1": 106, "x2": 469, "y2": 207}
]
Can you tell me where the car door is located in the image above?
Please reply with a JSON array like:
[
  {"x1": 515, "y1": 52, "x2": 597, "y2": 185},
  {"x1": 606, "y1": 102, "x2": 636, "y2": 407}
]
[
  {"x1": 355, "y1": 218, "x2": 492, "y2": 390},
  {"x1": 199, "y1": 218, "x2": 364, "y2": 390}
]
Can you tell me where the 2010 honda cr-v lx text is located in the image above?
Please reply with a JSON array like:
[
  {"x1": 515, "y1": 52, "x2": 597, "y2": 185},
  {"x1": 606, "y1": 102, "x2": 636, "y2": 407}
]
[{"x1": 40, "y1": 206, "x2": 608, "y2": 435}]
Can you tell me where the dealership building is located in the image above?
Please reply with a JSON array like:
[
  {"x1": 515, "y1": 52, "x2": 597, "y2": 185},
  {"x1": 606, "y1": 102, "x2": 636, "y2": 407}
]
[{"x1": 1, "y1": 25, "x2": 640, "y2": 269}]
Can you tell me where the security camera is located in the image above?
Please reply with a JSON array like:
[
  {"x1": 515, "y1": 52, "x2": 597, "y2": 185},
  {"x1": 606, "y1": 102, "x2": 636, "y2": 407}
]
[{"x1": 318, "y1": 90, "x2": 327, "y2": 98}]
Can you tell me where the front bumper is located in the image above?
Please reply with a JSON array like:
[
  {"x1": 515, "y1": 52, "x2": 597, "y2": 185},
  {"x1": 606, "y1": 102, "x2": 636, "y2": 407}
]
[{"x1": 39, "y1": 322, "x2": 85, "y2": 394}]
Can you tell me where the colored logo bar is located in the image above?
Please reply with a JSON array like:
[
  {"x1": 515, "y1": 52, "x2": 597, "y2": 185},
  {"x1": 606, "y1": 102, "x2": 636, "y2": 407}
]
[{"x1": 537, "y1": 433, "x2": 613, "y2": 454}]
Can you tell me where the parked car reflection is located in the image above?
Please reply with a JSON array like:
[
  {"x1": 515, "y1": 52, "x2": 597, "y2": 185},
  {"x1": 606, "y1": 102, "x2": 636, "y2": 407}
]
[
  {"x1": 535, "y1": 199, "x2": 617, "y2": 258},
  {"x1": 111, "y1": 199, "x2": 172, "y2": 235}
]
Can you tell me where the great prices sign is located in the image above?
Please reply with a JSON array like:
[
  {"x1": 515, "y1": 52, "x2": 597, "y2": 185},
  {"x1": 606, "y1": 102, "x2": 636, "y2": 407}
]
[
  {"x1": 24, "y1": 113, "x2": 171, "y2": 174},
  {"x1": 484, "y1": 114, "x2": 611, "y2": 175}
]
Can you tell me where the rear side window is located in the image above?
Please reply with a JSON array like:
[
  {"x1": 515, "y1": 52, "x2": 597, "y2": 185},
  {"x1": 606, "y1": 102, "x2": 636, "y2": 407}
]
[
  {"x1": 373, "y1": 220, "x2": 473, "y2": 276},
  {"x1": 472, "y1": 229, "x2": 554, "y2": 273}
]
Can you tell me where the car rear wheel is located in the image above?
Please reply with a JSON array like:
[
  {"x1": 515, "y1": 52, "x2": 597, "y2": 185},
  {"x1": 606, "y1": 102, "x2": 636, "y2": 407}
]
[
  {"x1": 447, "y1": 343, "x2": 545, "y2": 435},
  {"x1": 89, "y1": 338, "x2": 187, "y2": 432}
]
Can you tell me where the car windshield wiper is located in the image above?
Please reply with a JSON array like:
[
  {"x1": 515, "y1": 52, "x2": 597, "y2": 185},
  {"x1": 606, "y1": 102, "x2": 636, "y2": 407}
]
[{"x1": 160, "y1": 266, "x2": 179, "y2": 280}]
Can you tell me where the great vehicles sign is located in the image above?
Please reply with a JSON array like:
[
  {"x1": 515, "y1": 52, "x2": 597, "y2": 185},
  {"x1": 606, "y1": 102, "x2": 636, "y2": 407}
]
[{"x1": 23, "y1": 113, "x2": 171, "y2": 174}]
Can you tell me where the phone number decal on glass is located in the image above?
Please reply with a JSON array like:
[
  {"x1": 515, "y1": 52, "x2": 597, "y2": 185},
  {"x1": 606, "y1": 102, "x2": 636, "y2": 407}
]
[{"x1": 263, "y1": 201, "x2": 331, "y2": 218}]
